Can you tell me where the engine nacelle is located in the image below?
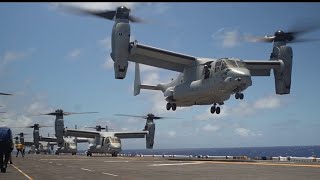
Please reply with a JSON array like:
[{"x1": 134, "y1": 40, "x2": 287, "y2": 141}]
[
  {"x1": 110, "y1": 21, "x2": 130, "y2": 79},
  {"x1": 144, "y1": 123, "x2": 155, "y2": 149},
  {"x1": 271, "y1": 45, "x2": 293, "y2": 95}
]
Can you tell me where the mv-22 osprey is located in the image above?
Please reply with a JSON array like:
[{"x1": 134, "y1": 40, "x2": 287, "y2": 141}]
[
  {"x1": 65, "y1": 6, "x2": 317, "y2": 114},
  {"x1": 40, "y1": 109, "x2": 97, "y2": 155}
]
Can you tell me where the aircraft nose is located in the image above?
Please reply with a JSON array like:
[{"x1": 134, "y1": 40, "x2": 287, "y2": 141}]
[
  {"x1": 227, "y1": 68, "x2": 252, "y2": 86},
  {"x1": 110, "y1": 143, "x2": 121, "y2": 149},
  {"x1": 228, "y1": 68, "x2": 250, "y2": 78}
]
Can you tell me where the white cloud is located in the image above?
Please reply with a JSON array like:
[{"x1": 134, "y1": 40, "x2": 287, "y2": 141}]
[
  {"x1": 140, "y1": 64, "x2": 159, "y2": 73},
  {"x1": 68, "y1": 48, "x2": 81, "y2": 58},
  {"x1": 102, "y1": 57, "x2": 114, "y2": 70},
  {"x1": 54, "y1": 2, "x2": 141, "y2": 11},
  {"x1": 168, "y1": 130, "x2": 176, "y2": 137},
  {"x1": 202, "y1": 124, "x2": 220, "y2": 132},
  {"x1": 153, "y1": 3, "x2": 170, "y2": 14},
  {"x1": 234, "y1": 127, "x2": 262, "y2": 137},
  {"x1": 5, "y1": 115, "x2": 34, "y2": 128},
  {"x1": 254, "y1": 95, "x2": 281, "y2": 109},
  {"x1": 142, "y1": 72, "x2": 161, "y2": 85},
  {"x1": 121, "y1": 127, "x2": 129, "y2": 131},
  {"x1": 212, "y1": 28, "x2": 243, "y2": 48},
  {"x1": 1, "y1": 49, "x2": 35, "y2": 64},
  {"x1": 99, "y1": 36, "x2": 111, "y2": 50},
  {"x1": 25, "y1": 102, "x2": 54, "y2": 116}
]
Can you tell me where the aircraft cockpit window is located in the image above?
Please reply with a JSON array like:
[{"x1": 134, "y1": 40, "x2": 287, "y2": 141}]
[
  {"x1": 106, "y1": 137, "x2": 110, "y2": 144},
  {"x1": 216, "y1": 60, "x2": 222, "y2": 67},
  {"x1": 215, "y1": 60, "x2": 222, "y2": 72},
  {"x1": 203, "y1": 65, "x2": 210, "y2": 79},
  {"x1": 110, "y1": 137, "x2": 120, "y2": 143},
  {"x1": 236, "y1": 60, "x2": 246, "y2": 68},
  {"x1": 221, "y1": 61, "x2": 227, "y2": 70},
  {"x1": 225, "y1": 60, "x2": 237, "y2": 68},
  {"x1": 102, "y1": 137, "x2": 105, "y2": 146}
]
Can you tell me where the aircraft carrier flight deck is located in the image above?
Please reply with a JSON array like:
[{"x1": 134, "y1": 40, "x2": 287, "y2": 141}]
[{"x1": 1, "y1": 154, "x2": 320, "y2": 180}]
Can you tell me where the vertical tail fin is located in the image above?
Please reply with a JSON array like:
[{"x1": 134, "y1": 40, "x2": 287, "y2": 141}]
[{"x1": 134, "y1": 63, "x2": 163, "y2": 96}]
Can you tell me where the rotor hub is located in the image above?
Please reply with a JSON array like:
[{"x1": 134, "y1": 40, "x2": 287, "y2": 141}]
[{"x1": 116, "y1": 6, "x2": 130, "y2": 20}]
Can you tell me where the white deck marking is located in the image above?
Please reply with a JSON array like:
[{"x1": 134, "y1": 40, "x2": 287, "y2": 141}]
[
  {"x1": 57, "y1": 163, "x2": 62, "y2": 166},
  {"x1": 81, "y1": 168, "x2": 94, "y2": 172},
  {"x1": 11, "y1": 164, "x2": 34, "y2": 180},
  {"x1": 49, "y1": 162, "x2": 53, "y2": 164},
  {"x1": 102, "y1": 172, "x2": 118, "y2": 176},
  {"x1": 150, "y1": 162, "x2": 204, "y2": 166},
  {"x1": 104, "y1": 160, "x2": 129, "y2": 163}
]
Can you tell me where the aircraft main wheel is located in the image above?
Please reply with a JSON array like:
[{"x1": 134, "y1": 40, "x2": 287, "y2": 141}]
[
  {"x1": 239, "y1": 93, "x2": 244, "y2": 100},
  {"x1": 1, "y1": 167, "x2": 6, "y2": 173},
  {"x1": 210, "y1": 106, "x2": 216, "y2": 114},
  {"x1": 112, "y1": 153, "x2": 117, "y2": 157},
  {"x1": 166, "y1": 103, "x2": 171, "y2": 110},
  {"x1": 172, "y1": 103, "x2": 176, "y2": 111},
  {"x1": 216, "y1": 107, "x2": 221, "y2": 114},
  {"x1": 235, "y1": 93, "x2": 239, "y2": 99}
]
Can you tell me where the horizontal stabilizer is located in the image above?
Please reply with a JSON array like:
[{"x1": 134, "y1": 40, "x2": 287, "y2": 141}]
[{"x1": 140, "y1": 85, "x2": 161, "y2": 90}]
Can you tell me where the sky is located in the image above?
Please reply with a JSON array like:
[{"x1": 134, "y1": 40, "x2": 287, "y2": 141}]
[{"x1": 0, "y1": 2, "x2": 320, "y2": 150}]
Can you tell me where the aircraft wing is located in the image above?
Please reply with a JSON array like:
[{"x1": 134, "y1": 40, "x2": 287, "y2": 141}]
[
  {"x1": 243, "y1": 60, "x2": 283, "y2": 76},
  {"x1": 40, "y1": 136, "x2": 57, "y2": 142},
  {"x1": 24, "y1": 141, "x2": 34, "y2": 146},
  {"x1": 65, "y1": 129, "x2": 100, "y2": 138},
  {"x1": 77, "y1": 137, "x2": 90, "y2": 143},
  {"x1": 128, "y1": 41, "x2": 197, "y2": 72},
  {"x1": 113, "y1": 131, "x2": 149, "y2": 139}
]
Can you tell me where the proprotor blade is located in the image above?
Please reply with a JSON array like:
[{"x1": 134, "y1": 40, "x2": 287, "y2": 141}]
[
  {"x1": 129, "y1": 15, "x2": 144, "y2": 23},
  {"x1": 63, "y1": 112, "x2": 99, "y2": 116},
  {"x1": 114, "y1": 114, "x2": 147, "y2": 119},
  {"x1": 0, "y1": 92, "x2": 12, "y2": 95},
  {"x1": 244, "y1": 18, "x2": 320, "y2": 44},
  {"x1": 59, "y1": 5, "x2": 144, "y2": 23}
]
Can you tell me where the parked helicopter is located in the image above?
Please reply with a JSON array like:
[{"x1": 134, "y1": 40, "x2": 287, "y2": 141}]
[{"x1": 62, "y1": 5, "x2": 319, "y2": 114}]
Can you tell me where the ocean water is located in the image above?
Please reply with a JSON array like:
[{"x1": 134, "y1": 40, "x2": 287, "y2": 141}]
[{"x1": 121, "y1": 146, "x2": 320, "y2": 158}]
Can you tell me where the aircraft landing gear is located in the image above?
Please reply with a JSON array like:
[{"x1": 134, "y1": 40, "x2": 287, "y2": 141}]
[
  {"x1": 111, "y1": 153, "x2": 118, "y2": 157},
  {"x1": 86, "y1": 151, "x2": 92, "y2": 156},
  {"x1": 210, "y1": 103, "x2": 221, "y2": 114},
  {"x1": 72, "y1": 152, "x2": 76, "y2": 155},
  {"x1": 166, "y1": 103, "x2": 171, "y2": 110},
  {"x1": 166, "y1": 103, "x2": 176, "y2": 111},
  {"x1": 235, "y1": 92, "x2": 244, "y2": 100}
]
